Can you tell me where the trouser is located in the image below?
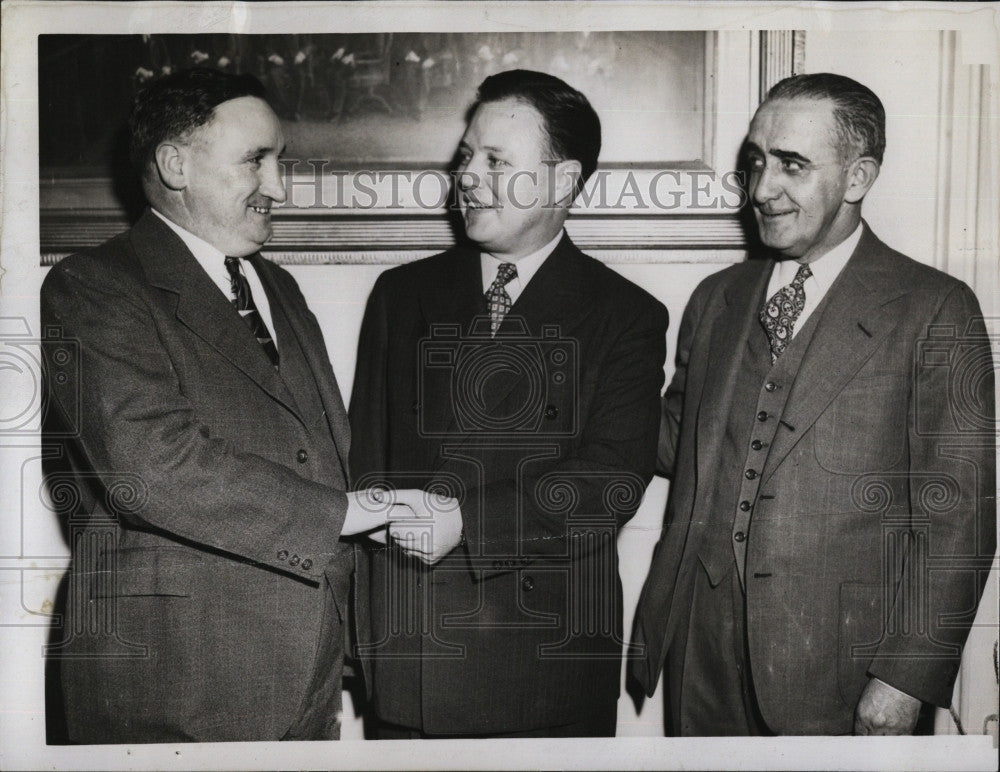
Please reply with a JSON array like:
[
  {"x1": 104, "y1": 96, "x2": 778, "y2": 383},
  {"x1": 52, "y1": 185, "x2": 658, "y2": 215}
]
[
  {"x1": 282, "y1": 576, "x2": 344, "y2": 740},
  {"x1": 668, "y1": 561, "x2": 773, "y2": 736}
]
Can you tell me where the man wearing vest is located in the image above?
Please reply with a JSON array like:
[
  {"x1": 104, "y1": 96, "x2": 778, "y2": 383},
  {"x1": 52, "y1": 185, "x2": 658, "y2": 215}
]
[
  {"x1": 350, "y1": 69, "x2": 668, "y2": 737},
  {"x1": 41, "y1": 68, "x2": 439, "y2": 742},
  {"x1": 630, "y1": 73, "x2": 995, "y2": 735}
]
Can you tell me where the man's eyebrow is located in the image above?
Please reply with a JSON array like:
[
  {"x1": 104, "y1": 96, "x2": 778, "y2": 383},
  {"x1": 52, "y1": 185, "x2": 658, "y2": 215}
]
[
  {"x1": 770, "y1": 148, "x2": 812, "y2": 164},
  {"x1": 242, "y1": 145, "x2": 282, "y2": 160}
]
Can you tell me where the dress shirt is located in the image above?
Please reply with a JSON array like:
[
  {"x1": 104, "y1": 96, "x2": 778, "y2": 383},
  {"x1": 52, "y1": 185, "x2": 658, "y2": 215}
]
[
  {"x1": 480, "y1": 229, "x2": 564, "y2": 305},
  {"x1": 152, "y1": 209, "x2": 278, "y2": 349},
  {"x1": 765, "y1": 222, "x2": 862, "y2": 338}
]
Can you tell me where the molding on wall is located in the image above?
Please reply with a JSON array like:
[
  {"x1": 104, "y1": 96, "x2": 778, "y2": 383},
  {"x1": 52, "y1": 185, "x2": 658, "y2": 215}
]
[
  {"x1": 40, "y1": 209, "x2": 750, "y2": 265},
  {"x1": 933, "y1": 30, "x2": 999, "y2": 314},
  {"x1": 758, "y1": 30, "x2": 805, "y2": 102}
]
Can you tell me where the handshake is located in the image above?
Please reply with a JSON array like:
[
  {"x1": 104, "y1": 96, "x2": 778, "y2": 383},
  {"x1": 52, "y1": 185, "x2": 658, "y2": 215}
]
[{"x1": 342, "y1": 488, "x2": 463, "y2": 564}]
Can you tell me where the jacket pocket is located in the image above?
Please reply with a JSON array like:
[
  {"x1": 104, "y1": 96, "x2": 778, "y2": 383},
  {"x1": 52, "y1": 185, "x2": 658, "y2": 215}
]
[
  {"x1": 814, "y1": 375, "x2": 908, "y2": 474},
  {"x1": 93, "y1": 545, "x2": 195, "y2": 597}
]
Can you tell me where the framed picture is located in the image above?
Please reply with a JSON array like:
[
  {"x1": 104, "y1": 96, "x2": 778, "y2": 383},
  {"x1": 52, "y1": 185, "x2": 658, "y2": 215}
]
[{"x1": 39, "y1": 30, "x2": 804, "y2": 264}]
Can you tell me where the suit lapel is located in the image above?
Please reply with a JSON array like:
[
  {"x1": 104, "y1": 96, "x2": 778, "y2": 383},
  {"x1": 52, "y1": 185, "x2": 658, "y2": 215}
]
[
  {"x1": 250, "y1": 253, "x2": 352, "y2": 483},
  {"x1": 130, "y1": 211, "x2": 300, "y2": 420},
  {"x1": 695, "y1": 260, "x2": 774, "y2": 487},
  {"x1": 428, "y1": 236, "x2": 595, "y2": 466},
  {"x1": 761, "y1": 226, "x2": 909, "y2": 483}
]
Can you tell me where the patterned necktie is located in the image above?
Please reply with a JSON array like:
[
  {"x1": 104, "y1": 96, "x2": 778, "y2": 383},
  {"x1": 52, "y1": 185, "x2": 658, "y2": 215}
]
[
  {"x1": 485, "y1": 262, "x2": 518, "y2": 336},
  {"x1": 224, "y1": 256, "x2": 280, "y2": 367},
  {"x1": 759, "y1": 262, "x2": 812, "y2": 363}
]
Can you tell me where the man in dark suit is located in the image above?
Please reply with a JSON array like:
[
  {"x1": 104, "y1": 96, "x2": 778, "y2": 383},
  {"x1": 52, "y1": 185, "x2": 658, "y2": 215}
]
[
  {"x1": 630, "y1": 73, "x2": 996, "y2": 736},
  {"x1": 41, "y1": 68, "x2": 432, "y2": 743},
  {"x1": 349, "y1": 69, "x2": 668, "y2": 737}
]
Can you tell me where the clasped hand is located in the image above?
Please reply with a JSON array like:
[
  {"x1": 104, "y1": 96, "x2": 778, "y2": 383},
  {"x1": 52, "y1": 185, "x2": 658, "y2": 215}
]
[{"x1": 343, "y1": 487, "x2": 463, "y2": 564}]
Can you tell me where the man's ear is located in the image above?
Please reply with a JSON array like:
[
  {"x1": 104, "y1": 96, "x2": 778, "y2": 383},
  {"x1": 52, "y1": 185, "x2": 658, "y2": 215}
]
[
  {"x1": 844, "y1": 157, "x2": 880, "y2": 204},
  {"x1": 154, "y1": 142, "x2": 187, "y2": 191},
  {"x1": 552, "y1": 159, "x2": 583, "y2": 206}
]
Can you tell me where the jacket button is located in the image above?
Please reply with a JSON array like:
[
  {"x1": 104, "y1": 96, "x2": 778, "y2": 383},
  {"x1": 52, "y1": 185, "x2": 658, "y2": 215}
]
[
  {"x1": 745, "y1": 469, "x2": 757, "y2": 480},
  {"x1": 301, "y1": 559, "x2": 313, "y2": 571},
  {"x1": 764, "y1": 382, "x2": 777, "y2": 392},
  {"x1": 411, "y1": 401, "x2": 419, "y2": 414},
  {"x1": 739, "y1": 500, "x2": 751, "y2": 511},
  {"x1": 544, "y1": 405, "x2": 559, "y2": 420},
  {"x1": 751, "y1": 440, "x2": 763, "y2": 451},
  {"x1": 521, "y1": 576, "x2": 535, "y2": 592},
  {"x1": 289, "y1": 554, "x2": 301, "y2": 566},
  {"x1": 734, "y1": 531, "x2": 746, "y2": 542},
  {"x1": 296, "y1": 449, "x2": 308, "y2": 463},
  {"x1": 277, "y1": 550, "x2": 289, "y2": 561},
  {"x1": 757, "y1": 411, "x2": 768, "y2": 422}
]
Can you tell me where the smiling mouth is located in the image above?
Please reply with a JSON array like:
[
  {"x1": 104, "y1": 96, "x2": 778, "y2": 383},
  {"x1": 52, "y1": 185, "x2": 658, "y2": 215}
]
[
  {"x1": 758, "y1": 208, "x2": 794, "y2": 219},
  {"x1": 249, "y1": 205, "x2": 271, "y2": 215},
  {"x1": 463, "y1": 198, "x2": 498, "y2": 211}
]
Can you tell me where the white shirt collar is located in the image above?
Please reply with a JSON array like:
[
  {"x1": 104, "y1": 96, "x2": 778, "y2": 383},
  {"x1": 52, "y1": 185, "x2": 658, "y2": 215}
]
[
  {"x1": 771, "y1": 221, "x2": 863, "y2": 294},
  {"x1": 151, "y1": 208, "x2": 279, "y2": 347},
  {"x1": 480, "y1": 229, "x2": 564, "y2": 303},
  {"x1": 151, "y1": 208, "x2": 227, "y2": 293},
  {"x1": 765, "y1": 222, "x2": 863, "y2": 338}
]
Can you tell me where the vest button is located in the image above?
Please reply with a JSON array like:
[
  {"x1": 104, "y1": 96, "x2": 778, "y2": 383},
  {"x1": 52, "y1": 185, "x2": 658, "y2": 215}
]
[
  {"x1": 739, "y1": 500, "x2": 751, "y2": 511},
  {"x1": 521, "y1": 576, "x2": 535, "y2": 592},
  {"x1": 411, "y1": 401, "x2": 419, "y2": 414},
  {"x1": 765, "y1": 381, "x2": 777, "y2": 392},
  {"x1": 745, "y1": 469, "x2": 757, "y2": 480},
  {"x1": 751, "y1": 440, "x2": 763, "y2": 451},
  {"x1": 757, "y1": 411, "x2": 768, "y2": 422},
  {"x1": 734, "y1": 531, "x2": 746, "y2": 542},
  {"x1": 296, "y1": 449, "x2": 309, "y2": 463}
]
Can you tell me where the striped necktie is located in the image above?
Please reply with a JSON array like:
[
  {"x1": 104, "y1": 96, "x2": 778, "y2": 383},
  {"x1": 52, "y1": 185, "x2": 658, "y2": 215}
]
[{"x1": 224, "y1": 256, "x2": 279, "y2": 367}]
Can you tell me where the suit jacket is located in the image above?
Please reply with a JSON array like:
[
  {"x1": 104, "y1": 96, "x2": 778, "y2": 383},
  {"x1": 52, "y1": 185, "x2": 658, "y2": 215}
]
[
  {"x1": 41, "y1": 210, "x2": 354, "y2": 742},
  {"x1": 349, "y1": 234, "x2": 668, "y2": 734},
  {"x1": 630, "y1": 223, "x2": 996, "y2": 734}
]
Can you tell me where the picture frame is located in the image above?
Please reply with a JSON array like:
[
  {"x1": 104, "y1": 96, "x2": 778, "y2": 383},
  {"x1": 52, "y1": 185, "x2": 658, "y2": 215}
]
[{"x1": 39, "y1": 30, "x2": 804, "y2": 265}]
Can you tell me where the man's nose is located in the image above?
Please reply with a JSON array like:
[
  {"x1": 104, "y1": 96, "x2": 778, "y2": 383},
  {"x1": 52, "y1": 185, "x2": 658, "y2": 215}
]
[
  {"x1": 260, "y1": 159, "x2": 287, "y2": 204},
  {"x1": 751, "y1": 164, "x2": 779, "y2": 204},
  {"x1": 458, "y1": 168, "x2": 484, "y2": 193}
]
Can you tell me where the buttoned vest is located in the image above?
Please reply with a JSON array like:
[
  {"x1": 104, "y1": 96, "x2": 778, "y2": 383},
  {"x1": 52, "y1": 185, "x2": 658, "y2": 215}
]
[{"x1": 697, "y1": 287, "x2": 831, "y2": 589}]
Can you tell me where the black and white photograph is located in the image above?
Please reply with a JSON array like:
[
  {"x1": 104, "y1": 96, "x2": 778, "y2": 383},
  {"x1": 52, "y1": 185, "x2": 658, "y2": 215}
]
[{"x1": 1, "y1": 1, "x2": 997, "y2": 770}]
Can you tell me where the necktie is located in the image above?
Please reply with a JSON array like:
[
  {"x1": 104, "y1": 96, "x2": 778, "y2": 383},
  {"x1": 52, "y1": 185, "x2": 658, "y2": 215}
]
[
  {"x1": 759, "y1": 262, "x2": 812, "y2": 363},
  {"x1": 485, "y1": 262, "x2": 518, "y2": 336},
  {"x1": 224, "y1": 256, "x2": 280, "y2": 367}
]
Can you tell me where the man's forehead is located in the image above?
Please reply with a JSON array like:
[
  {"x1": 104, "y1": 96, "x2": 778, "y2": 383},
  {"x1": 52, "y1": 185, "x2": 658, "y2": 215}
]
[
  {"x1": 195, "y1": 96, "x2": 282, "y2": 145},
  {"x1": 749, "y1": 97, "x2": 839, "y2": 149},
  {"x1": 752, "y1": 97, "x2": 837, "y2": 130},
  {"x1": 465, "y1": 98, "x2": 546, "y2": 143}
]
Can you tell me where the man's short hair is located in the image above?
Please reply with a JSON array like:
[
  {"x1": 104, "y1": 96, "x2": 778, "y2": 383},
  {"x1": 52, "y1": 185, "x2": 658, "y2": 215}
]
[
  {"x1": 766, "y1": 73, "x2": 886, "y2": 164},
  {"x1": 473, "y1": 69, "x2": 601, "y2": 190},
  {"x1": 129, "y1": 67, "x2": 268, "y2": 179}
]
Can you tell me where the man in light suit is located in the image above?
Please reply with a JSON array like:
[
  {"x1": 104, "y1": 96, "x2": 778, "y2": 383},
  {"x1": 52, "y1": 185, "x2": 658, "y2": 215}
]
[
  {"x1": 350, "y1": 69, "x2": 668, "y2": 737},
  {"x1": 41, "y1": 68, "x2": 443, "y2": 743},
  {"x1": 630, "y1": 73, "x2": 995, "y2": 735}
]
